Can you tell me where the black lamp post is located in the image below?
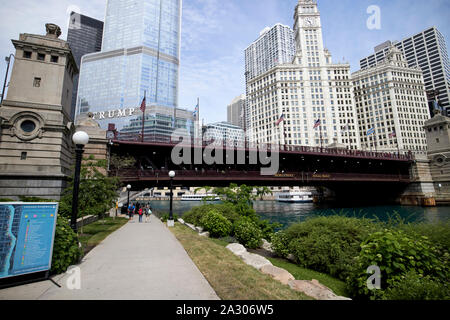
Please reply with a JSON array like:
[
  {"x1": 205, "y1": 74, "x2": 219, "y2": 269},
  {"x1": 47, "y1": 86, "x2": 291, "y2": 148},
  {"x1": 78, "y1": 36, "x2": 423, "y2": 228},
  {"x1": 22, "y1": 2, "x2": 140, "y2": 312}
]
[
  {"x1": 71, "y1": 131, "x2": 89, "y2": 232},
  {"x1": 126, "y1": 184, "x2": 131, "y2": 212},
  {"x1": 168, "y1": 171, "x2": 175, "y2": 227},
  {"x1": 1, "y1": 54, "x2": 14, "y2": 104}
]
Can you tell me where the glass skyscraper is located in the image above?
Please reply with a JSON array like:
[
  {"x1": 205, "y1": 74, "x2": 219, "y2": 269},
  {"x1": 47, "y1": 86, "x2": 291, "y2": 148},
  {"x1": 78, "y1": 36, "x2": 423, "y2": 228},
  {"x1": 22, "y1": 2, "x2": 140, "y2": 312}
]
[
  {"x1": 75, "y1": 0, "x2": 191, "y2": 141},
  {"x1": 67, "y1": 12, "x2": 104, "y2": 120}
]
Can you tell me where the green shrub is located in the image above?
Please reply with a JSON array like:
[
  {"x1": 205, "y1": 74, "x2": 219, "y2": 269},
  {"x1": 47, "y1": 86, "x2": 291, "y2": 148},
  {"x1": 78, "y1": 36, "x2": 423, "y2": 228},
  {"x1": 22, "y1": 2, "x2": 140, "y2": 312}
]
[
  {"x1": 199, "y1": 210, "x2": 232, "y2": 238},
  {"x1": 272, "y1": 216, "x2": 380, "y2": 280},
  {"x1": 183, "y1": 203, "x2": 239, "y2": 226},
  {"x1": 347, "y1": 229, "x2": 449, "y2": 299},
  {"x1": 234, "y1": 217, "x2": 264, "y2": 249},
  {"x1": 51, "y1": 216, "x2": 82, "y2": 274},
  {"x1": 160, "y1": 213, "x2": 179, "y2": 223},
  {"x1": 381, "y1": 271, "x2": 450, "y2": 300},
  {"x1": 0, "y1": 198, "x2": 15, "y2": 202}
]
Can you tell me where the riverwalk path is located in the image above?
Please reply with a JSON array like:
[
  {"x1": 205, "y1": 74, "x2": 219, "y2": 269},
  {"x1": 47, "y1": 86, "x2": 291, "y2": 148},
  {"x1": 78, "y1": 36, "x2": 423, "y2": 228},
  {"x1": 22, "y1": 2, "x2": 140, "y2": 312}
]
[{"x1": 0, "y1": 215, "x2": 219, "y2": 300}]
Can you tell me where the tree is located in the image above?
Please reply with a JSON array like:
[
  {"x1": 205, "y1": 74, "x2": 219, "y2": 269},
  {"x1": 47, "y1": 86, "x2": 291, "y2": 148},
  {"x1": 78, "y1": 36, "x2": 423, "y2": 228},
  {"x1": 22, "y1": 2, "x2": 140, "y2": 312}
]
[
  {"x1": 255, "y1": 186, "x2": 273, "y2": 200},
  {"x1": 109, "y1": 154, "x2": 136, "y2": 176},
  {"x1": 59, "y1": 155, "x2": 120, "y2": 222}
]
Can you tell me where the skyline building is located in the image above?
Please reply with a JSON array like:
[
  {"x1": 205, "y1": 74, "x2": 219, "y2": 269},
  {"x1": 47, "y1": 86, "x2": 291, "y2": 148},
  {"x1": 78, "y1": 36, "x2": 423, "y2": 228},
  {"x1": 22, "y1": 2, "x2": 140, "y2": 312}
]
[
  {"x1": 75, "y1": 0, "x2": 189, "y2": 142},
  {"x1": 66, "y1": 11, "x2": 103, "y2": 120},
  {"x1": 353, "y1": 46, "x2": 429, "y2": 153},
  {"x1": 203, "y1": 122, "x2": 245, "y2": 148},
  {"x1": 246, "y1": 0, "x2": 361, "y2": 149},
  {"x1": 227, "y1": 94, "x2": 246, "y2": 129},
  {"x1": 359, "y1": 27, "x2": 450, "y2": 117}
]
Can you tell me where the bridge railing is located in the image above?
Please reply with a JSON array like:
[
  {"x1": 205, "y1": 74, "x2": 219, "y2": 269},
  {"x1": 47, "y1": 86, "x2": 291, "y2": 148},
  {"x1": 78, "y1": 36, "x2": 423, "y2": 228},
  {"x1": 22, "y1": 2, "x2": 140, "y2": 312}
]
[
  {"x1": 113, "y1": 169, "x2": 411, "y2": 182},
  {"x1": 113, "y1": 135, "x2": 415, "y2": 161}
]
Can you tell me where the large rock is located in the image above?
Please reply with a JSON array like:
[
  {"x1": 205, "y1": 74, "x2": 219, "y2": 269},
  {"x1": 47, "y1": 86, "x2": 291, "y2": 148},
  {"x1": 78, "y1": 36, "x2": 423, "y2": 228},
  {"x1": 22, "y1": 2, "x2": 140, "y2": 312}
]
[
  {"x1": 288, "y1": 279, "x2": 352, "y2": 300},
  {"x1": 199, "y1": 232, "x2": 210, "y2": 238},
  {"x1": 240, "y1": 252, "x2": 272, "y2": 270},
  {"x1": 196, "y1": 226, "x2": 204, "y2": 233},
  {"x1": 178, "y1": 218, "x2": 185, "y2": 225},
  {"x1": 185, "y1": 223, "x2": 197, "y2": 231},
  {"x1": 260, "y1": 265, "x2": 295, "y2": 285},
  {"x1": 261, "y1": 239, "x2": 274, "y2": 252},
  {"x1": 226, "y1": 243, "x2": 247, "y2": 257}
]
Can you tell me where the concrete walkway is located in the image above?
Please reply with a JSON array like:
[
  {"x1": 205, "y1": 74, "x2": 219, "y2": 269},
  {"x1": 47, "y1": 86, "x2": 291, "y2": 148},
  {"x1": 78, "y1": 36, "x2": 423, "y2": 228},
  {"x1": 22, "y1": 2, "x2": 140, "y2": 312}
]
[{"x1": 0, "y1": 216, "x2": 219, "y2": 300}]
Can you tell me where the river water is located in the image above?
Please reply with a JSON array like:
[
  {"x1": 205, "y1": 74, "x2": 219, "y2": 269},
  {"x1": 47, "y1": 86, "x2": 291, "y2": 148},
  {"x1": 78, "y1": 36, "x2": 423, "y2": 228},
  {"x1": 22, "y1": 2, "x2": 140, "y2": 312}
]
[{"x1": 148, "y1": 200, "x2": 450, "y2": 229}]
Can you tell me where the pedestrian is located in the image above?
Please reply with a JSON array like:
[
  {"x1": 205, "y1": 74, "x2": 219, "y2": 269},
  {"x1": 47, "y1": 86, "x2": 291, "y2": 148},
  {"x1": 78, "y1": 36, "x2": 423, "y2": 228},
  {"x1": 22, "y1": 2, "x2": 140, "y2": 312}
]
[
  {"x1": 128, "y1": 203, "x2": 133, "y2": 220},
  {"x1": 130, "y1": 203, "x2": 136, "y2": 220},
  {"x1": 145, "y1": 204, "x2": 152, "y2": 223},
  {"x1": 138, "y1": 207, "x2": 143, "y2": 223}
]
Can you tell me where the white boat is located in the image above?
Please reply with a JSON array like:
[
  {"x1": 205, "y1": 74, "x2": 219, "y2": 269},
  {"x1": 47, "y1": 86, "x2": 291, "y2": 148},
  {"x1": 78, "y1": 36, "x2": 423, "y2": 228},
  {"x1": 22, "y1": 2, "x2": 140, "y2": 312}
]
[
  {"x1": 276, "y1": 191, "x2": 314, "y2": 203},
  {"x1": 181, "y1": 194, "x2": 220, "y2": 201}
]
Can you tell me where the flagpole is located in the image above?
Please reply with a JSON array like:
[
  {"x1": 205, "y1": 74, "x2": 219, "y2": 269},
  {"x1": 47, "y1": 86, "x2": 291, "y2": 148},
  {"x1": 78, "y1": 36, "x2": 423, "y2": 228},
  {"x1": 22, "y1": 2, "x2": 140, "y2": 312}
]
[
  {"x1": 141, "y1": 90, "x2": 146, "y2": 143},
  {"x1": 319, "y1": 120, "x2": 323, "y2": 150}
]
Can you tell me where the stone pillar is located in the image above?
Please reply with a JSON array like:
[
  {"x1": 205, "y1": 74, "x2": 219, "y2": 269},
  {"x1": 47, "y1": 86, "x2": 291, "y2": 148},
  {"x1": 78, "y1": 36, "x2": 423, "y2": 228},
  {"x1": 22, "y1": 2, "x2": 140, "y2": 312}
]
[
  {"x1": 75, "y1": 113, "x2": 108, "y2": 175},
  {"x1": 398, "y1": 154, "x2": 436, "y2": 206}
]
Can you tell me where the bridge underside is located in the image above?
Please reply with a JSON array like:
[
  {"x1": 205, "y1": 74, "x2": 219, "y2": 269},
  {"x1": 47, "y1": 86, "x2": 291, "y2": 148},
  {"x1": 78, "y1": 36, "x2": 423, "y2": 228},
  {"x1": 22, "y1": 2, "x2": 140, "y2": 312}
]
[{"x1": 110, "y1": 140, "x2": 414, "y2": 204}]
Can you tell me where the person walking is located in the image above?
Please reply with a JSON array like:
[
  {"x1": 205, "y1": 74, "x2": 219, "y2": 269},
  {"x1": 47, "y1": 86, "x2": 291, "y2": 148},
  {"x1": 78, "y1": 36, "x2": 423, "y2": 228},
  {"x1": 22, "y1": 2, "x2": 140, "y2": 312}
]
[
  {"x1": 138, "y1": 207, "x2": 143, "y2": 223},
  {"x1": 145, "y1": 204, "x2": 152, "y2": 223},
  {"x1": 128, "y1": 203, "x2": 134, "y2": 220}
]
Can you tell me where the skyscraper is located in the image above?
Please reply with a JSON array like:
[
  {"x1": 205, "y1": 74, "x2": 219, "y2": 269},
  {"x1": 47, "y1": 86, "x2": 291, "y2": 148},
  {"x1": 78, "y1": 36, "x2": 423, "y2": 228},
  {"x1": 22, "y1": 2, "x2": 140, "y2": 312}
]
[
  {"x1": 246, "y1": 0, "x2": 360, "y2": 149},
  {"x1": 359, "y1": 27, "x2": 450, "y2": 116},
  {"x1": 227, "y1": 94, "x2": 246, "y2": 129},
  {"x1": 66, "y1": 12, "x2": 103, "y2": 120},
  {"x1": 353, "y1": 47, "x2": 429, "y2": 153},
  {"x1": 75, "y1": 0, "x2": 189, "y2": 141}
]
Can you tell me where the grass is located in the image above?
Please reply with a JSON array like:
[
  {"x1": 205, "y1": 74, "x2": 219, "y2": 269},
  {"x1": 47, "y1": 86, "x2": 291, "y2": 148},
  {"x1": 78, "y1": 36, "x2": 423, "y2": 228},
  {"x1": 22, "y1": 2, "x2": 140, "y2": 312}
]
[
  {"x1": 78, "y1": 217, "x2": 128, "y2": 255},
  {"x1": 267, "y1": 257, "x2": 349, "y2": 297},
  {"x1": 170, "y1": 223, "x2": 312, "y2": 300}
]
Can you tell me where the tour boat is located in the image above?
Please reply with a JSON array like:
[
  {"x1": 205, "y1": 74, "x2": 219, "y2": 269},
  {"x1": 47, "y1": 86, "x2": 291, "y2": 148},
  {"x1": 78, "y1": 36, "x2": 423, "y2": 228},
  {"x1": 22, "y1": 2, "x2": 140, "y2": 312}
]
[
  {"x1": 276, "y1": 191, "x2": 314, "y2": 203},
  {"x1": 181, "y1": 194, "x2": 220, "y2": 201}
]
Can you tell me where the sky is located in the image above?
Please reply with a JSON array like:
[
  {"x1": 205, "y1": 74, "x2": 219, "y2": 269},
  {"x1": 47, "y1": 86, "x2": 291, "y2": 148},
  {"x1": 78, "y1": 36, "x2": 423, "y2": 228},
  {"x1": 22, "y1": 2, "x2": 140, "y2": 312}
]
[{"x1": 0, "y1": 0, "x2": 449, "y2": 124}]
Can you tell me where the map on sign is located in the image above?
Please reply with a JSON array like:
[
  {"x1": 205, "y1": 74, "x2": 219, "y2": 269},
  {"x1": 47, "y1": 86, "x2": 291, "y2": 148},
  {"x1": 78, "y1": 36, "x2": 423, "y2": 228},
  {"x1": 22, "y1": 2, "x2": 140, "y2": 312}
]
[{"x1": 0, "y1": 203, "x2": 58, "y2": 279}]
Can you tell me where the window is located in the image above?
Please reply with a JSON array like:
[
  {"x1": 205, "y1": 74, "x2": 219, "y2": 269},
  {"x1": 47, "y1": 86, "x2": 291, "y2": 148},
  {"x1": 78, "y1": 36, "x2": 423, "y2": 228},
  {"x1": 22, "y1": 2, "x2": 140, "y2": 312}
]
[
  {"x1": 21, "y1": 152, "x2": 27, "y2": 160},
  {"x1": 20, "y1": 120, "x2": 36, "y2": 133},
  {"x1": 23, "y1": 51, "x2": 32, "y2": 59},
  {"x1": 33, "y1": 77, "x2": 41, "y2": 87},
  {"x1": 51, "y1": 55, "x2": 59, "y2": 63},
  {"x1": 37, "y1": 53, "x2": 45, "y2": 61}
]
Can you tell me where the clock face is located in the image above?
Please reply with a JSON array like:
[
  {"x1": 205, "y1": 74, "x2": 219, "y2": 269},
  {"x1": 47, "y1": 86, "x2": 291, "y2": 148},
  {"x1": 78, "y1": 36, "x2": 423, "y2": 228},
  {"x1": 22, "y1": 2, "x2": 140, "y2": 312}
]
[{"x1": 305, "y1": 18, "x2": 314, "y2": 26}]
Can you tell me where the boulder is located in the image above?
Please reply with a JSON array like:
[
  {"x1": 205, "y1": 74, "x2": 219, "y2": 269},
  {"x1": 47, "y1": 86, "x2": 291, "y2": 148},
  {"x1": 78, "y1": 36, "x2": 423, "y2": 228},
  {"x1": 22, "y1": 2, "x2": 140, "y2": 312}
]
[
  {"x1": 199, "y1": 232, "x2": 210, "y2": 238},
  {"x1": 260, "y1": 265, "x2": 295, "y2": 285},
  {"x1": 226, "y1": 243, "x2": 247, "y2": 257},
  {"x1": 287, "y1": 254, "x2": 296, "y2": 263},
  {"x1": 196, "y1": 226, "x2": 204, "y2": 233},
  {"x1": 240, "y1": 252, "x2": 272, "y2": 270},
  {"x1": 288, "y1": 280, "x2": 352, "y2": 300},
  {"x1": 185, "y1": 223, "x2": 197, "y2": 231},
  {"x1": 261, "y1": 239, "x2": 274, "y2": 252},
  {"x1": 178, "y1": 218, "x2": 185, "y2": 225}
]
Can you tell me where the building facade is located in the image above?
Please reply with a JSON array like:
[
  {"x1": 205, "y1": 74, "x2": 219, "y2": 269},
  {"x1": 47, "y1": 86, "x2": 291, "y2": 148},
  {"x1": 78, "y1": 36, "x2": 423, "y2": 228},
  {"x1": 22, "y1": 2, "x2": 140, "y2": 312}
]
[
  {"x1": 227, "y1": 94, "x2": 246, "y2": 129},
  {"x1": 353, "y1": 47, "x2": 429, "y2": 153},
  {"x1": 246, "y1": 0, "x2": 361, "y2": 149},
  {"x1": 203, "y1": 122, "x2": 245, "y2": 147},
  {"x1": 67, "y1": 12, "x2": 104, "y2": 120},
  {"x1": 75, "y1": 0, "x2": 189, "y2": 141},
  {"x1": 0, "y1": 24, "x2": 78, "y2": 199},
  {"x1": 359, "y1": 27, "x2": 450, "y2": 117}
]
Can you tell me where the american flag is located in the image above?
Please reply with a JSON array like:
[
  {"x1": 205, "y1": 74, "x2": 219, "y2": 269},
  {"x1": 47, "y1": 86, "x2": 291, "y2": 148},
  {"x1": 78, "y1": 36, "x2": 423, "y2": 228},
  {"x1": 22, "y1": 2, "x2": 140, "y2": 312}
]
[
  {"x1": 313, "y1": 119, "x2": 321, "y2": 129},
  {"x1": 389, "y1": 130, "x2": 396, "y2": 138},
  {"x1": 276, "y1": 114, "x2": 285, "y2": 126},
  {"x1": 140, "y1": 94, "x2": 146, "y2": 113}
]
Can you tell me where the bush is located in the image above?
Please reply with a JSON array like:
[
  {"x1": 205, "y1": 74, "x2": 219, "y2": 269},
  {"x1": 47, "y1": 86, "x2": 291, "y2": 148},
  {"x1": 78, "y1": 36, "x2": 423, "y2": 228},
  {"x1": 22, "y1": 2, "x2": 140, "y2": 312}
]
[
  {"x1": 271, "y1": 216, "x2": 379, "y2": 280},
  {"x1": 0, "y1": 198, "x2": 15, "y2": 202},
  {"x1": 183, "y1": 203, "x2": 239, "y2": 226},
  {"x1": 51, "y1": 216, "x2": 82, "y2": 274},
  {"x1": 199, "y1": 210, "x2": 232, "y2": 238},
  {"x1": 347, "y1": 229, "x2": 449, "y2": 299},
  {"x1": 381, "y1": 271, "x2": 450, "y2": 300},
  {"x1": 160, "y1": 213, "x2": 179, "y2": 222},
  {"x1": 234, "y1": 217, "x2": 264, "y2": 249}
]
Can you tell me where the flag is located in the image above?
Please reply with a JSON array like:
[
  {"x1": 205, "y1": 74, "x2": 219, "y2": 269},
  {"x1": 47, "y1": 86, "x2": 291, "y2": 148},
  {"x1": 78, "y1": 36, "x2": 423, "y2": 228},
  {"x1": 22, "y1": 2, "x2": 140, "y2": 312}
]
[
  {"x1": 342, "y1": 124, "x2": 349, "y2": 131},
  {"x1": 276, "y1": 114, "x2": 285, "y2": 126},
  {"x1": 389, "y1": 130, "x2": 396, "y2": 138},
  {"x1": 367, "y1": 127, "x2": 375, "y2": 136},
  {"x1": 140, "y1": 94, "x2": 146, "y2": 113},
  {"x1": 193, "y1": 101, "x2": 199, "y2": 117},
  {"x1": 313, "y1": 119, "x2": 321, "y2": 129}
]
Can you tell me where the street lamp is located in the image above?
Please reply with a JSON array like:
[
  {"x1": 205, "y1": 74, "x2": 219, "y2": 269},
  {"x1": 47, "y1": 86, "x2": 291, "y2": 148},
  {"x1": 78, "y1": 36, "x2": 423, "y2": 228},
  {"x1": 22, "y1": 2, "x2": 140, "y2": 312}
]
[
  {"x1": 168, "y1": 170, "x2": 176, "y2": 227},
  {"x1": 1, "y1": 54, "x2": 14, "y2": 104},
  {"x1": 71, "y1": 131, "x2": 89, "y2": 232},
  {"x1": 127, "y1": 184, "x2": 132, "y2": 214}
]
